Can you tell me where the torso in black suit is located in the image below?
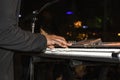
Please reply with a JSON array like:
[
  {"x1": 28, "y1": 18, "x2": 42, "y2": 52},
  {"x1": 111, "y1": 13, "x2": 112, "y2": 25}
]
[{"x1": 0, "y1": 0, "x2": 47, "y2": 80}]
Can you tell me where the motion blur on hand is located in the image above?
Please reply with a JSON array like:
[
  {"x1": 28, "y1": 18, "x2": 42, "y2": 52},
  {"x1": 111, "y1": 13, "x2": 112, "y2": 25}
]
[
  {"x1": 40, "y1": 29, "x2": 72, "y2": 49},
  {"x1": 45, "y1": 34, "x2": 72, "y2": 49}
]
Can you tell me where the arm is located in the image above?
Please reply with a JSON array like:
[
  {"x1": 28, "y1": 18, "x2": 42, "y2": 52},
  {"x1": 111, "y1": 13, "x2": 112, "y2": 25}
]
[
  {"x1": 0, "y1": 0, "x2": 71, "y2": 52},
  {"x1": 0, "y1": 0, "x2": 47, "y2": 52},
  {"x1": 0, "y1": 26, "x2": 47, "y2": 52}
]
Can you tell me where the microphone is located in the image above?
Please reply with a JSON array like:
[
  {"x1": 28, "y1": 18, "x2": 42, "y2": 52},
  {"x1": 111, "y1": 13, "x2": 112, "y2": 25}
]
[
  {"x1": 31, "y1": 0, "x2": 59, "y2": 33},
  {"x1": 22, "y1": 0, "x2": 59, "y2": 21},
  {"x1": 36, "y1": 0, "x2": 59, "y2": 14}
]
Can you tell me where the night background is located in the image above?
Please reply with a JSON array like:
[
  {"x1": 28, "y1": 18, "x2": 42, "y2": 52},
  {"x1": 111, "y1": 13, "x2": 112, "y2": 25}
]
[
  {"x1": 19, "y1": 0, "x2": 120, "y2": 42},
  {"x1": 14, "y1": 0, "x2": 120, "y2": 80}
]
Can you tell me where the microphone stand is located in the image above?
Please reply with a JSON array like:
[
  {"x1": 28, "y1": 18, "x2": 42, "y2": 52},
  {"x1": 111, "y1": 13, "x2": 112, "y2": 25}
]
[
  {"x1": 30, "y1": 1, "x2": 59, "y2": 80},
  {"x1": 31, "y1": 0, "x2": 59, "y2": 33},
  {"x1": 31, "y1": 11, "x2": 38, "y2": 33}
]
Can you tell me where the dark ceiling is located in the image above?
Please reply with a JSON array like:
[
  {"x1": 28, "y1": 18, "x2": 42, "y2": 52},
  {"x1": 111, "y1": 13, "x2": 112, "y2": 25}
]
[{"x1": 20, "y1": 0, "x2": 120, "y2": 33}]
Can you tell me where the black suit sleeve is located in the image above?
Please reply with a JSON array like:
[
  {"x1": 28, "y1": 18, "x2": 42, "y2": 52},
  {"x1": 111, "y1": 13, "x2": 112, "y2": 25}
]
[
  {"x1": 0, "y1": 0, "x2": 47, "y2": 52},
  {"x1": 0, "y1": 27, "x2": 47, "y2": 52}
]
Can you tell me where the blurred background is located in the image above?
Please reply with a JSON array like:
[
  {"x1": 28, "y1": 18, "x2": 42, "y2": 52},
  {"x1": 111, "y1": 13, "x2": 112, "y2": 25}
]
[
  {"x1": 14, "y1": 0, "x2": 120, "y2": 80},
  {"x1": 19, "y1": 0, "x2": 120, "y2": 42}
]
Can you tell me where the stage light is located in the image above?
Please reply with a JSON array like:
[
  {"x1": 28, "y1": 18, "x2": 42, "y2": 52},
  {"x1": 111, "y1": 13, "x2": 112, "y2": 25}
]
[
  {"x1": 66, "y1": 11, "x2": 74, "y2": 15},
  {"x1": 19, "y1": 14, "x2": 22, "y2": 18},
  {"x1": 74, "y1": 20, "x2": 82, "y2": 28},
  {"x1": 82, "y1": 26, "x2": 88, "y2": 29},
  {"x1": 118, "y1": 33, "x2": 120, "y2": 36}
]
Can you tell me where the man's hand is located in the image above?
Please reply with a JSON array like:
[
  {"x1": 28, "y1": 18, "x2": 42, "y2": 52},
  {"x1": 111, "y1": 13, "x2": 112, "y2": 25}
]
[
  {"x1": 45, "y1": 34, "x2": 72, "y2": 49},
  {"x1": 40, "y1": 28, "x2": 72, "y2": 49}
]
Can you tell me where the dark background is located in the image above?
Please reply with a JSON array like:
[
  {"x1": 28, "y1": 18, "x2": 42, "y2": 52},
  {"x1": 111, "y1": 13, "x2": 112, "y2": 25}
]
[
  {"x1": 14, "y1": 0, "x2": 120, "y2": 80},
  {"x1": 19, "y1": 0, "x2": 120, "y2": 42}
]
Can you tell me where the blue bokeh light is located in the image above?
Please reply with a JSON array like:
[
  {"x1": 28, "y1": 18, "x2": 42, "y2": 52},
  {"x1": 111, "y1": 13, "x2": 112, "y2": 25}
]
[
  {"x1": 66, "y1": 11, "x2": 74, "y2": 15},
  {"x1": 82, "y1": 25, "x2": 88, "y2": 29}
]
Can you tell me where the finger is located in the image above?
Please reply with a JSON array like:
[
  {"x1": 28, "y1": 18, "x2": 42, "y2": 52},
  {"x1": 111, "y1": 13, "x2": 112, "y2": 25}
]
[
  {"x1": 54, "y1": 39, "x2": 67, "y2": 45},
  {"x1": 47, "y1": 45, "x2": 55, "y2": 49},
  {"x1": 47, "y1": 40, "x2": 55, "y2": 46},
  {"x1": 53, "y1": 40, "x2": 68, "y2": 48},
  {"x1": 52, "y1": 35, "x2": 66, "y2": 41}
]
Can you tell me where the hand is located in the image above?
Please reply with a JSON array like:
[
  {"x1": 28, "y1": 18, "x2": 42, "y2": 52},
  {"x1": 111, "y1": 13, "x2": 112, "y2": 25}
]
[
  {"x1": 45, "y1": 34, "x2": 72, "y2": 49},
  {"x1": 40, "y1": 28, "x2": 72, "y2": 49}
]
